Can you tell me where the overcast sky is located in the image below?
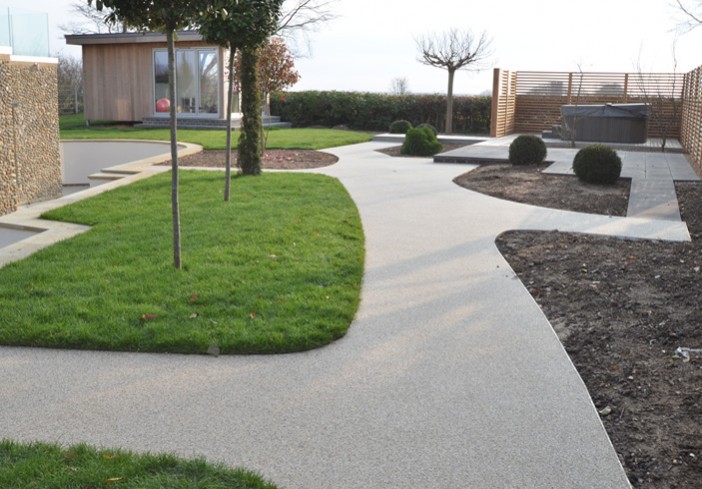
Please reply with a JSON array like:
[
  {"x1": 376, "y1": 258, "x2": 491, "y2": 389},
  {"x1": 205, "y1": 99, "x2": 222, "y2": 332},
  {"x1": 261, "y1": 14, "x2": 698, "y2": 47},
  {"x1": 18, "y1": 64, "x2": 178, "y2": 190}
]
[{"x1": 4, "y1": 0, "x2": 702, "y2": 95}]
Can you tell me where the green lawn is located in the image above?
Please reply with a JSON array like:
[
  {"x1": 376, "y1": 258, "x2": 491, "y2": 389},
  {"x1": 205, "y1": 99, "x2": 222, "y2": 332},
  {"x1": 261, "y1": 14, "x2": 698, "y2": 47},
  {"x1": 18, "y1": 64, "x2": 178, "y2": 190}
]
[
  {"x1": 0, "y1": 440, "x2": 277, "y2": 489},
  {"x1": 0, "y1": 171, "x2": 364, "y2": 354},
  {"x1": 60, "y1": 114, "x2": 372, "y2": 150}
]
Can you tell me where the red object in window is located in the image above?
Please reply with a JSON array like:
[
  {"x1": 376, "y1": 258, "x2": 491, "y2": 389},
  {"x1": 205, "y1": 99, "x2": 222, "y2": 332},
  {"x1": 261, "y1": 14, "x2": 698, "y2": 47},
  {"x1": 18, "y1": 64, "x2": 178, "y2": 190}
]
[{"x1": 156, "y1": 98, "x2": 170, "y2": 112}]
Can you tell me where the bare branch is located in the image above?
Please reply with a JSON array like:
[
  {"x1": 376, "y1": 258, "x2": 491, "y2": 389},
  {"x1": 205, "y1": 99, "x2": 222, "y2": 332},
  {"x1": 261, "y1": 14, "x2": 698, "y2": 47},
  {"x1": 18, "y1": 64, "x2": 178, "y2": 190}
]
[
  {"x1": 59, "y1": 1, "x2": 125, "y2": 34},
  {"x1": 276, "y1": 0, "x2": 339, "y2": 57},
  {"x1": 674, "y1": 0, "x2": 702, "y2": 32},
  {"x1": 277, "y1": 0, "x2": 338, "y2": 31}
]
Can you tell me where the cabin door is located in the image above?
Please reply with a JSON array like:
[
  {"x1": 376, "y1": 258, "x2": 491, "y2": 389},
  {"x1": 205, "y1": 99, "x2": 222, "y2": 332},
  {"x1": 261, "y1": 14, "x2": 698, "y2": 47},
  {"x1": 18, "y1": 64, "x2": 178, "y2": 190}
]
[{"x1": 153, "y1": 48, "x2": 219, "y2": 117}]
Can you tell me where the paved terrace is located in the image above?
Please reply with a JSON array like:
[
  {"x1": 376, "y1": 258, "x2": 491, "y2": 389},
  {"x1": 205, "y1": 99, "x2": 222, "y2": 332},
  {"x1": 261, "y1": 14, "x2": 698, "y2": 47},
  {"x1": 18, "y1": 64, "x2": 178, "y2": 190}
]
[
  {"x1": 0, "y1": 139, "x2": 697, "y2": 488},
  {"x1": 435, "y1": 134, "x2": 700, "y2": 220}
]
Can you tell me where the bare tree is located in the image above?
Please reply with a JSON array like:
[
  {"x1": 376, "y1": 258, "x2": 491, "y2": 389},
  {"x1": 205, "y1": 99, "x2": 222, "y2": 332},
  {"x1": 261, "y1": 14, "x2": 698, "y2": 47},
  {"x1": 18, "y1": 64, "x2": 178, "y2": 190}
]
[
  {"x1": 390, "y1": 77, "x2": 409, "y2": 95},
  {"x1": 57, "y1": 55, "x2": 83, "y2": 114},
  {"x1": 59, "y1": 1, "x2": 125, "y2": 34},
  {"x1": 635, "y1": 42, "x2": 682, "y2": 152},
  {"x1": 277, "y1": 0, "x2": 338, "y2": 56},
  {"x1": 415, "y1": 29, "x2": 492, "y2": 134}
]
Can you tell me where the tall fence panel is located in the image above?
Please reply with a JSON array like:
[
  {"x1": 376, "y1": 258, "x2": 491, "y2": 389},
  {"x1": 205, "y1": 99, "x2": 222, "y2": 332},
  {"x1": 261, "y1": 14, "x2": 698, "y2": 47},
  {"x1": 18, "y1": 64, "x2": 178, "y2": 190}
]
[
  {"x1": 681, "y1": 66, "x2": 702, "y2": 176},
  {"x1": 490, "y1": 69, "x2": 516, "y2": 137}
]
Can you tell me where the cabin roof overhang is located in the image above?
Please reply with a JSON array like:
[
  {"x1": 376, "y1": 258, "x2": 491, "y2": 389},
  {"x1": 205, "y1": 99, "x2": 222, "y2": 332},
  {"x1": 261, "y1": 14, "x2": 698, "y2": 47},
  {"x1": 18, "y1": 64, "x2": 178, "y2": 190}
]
[{"x1": 65, "y1": 31, "x2": 204, "y2": 46}]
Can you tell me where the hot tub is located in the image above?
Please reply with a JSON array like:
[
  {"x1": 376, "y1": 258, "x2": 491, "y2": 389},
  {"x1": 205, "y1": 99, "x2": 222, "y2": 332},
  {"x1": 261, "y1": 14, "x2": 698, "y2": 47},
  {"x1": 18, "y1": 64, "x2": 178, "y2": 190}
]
[{"x1": 561, "y1": 103, "x2": 650, "y2": 144}]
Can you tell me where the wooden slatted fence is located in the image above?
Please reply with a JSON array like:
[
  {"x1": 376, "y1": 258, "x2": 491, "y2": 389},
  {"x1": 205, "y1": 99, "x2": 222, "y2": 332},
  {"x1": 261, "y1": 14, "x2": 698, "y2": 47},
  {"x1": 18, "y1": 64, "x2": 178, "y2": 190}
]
[
  {"x1": 491, "y1": 70, "x2": 684, "y2": 140},
  {"x1": 681, "y1": 65, "x2": 702, "y2": 176}
]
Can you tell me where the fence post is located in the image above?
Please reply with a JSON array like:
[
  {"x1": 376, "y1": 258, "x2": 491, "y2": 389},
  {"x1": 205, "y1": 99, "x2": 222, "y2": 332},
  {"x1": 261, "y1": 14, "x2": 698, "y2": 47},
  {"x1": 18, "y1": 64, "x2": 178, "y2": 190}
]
[{"x1": 490, "y1": 68, "x2": 501, "y2": 137}]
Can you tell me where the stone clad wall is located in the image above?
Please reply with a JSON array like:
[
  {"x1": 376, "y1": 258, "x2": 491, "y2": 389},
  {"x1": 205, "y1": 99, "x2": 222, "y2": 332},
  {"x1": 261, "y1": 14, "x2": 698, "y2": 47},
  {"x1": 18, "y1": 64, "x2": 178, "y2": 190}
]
[{"x1": 0, "y1": 55, "x2": 62, "y2": 217}]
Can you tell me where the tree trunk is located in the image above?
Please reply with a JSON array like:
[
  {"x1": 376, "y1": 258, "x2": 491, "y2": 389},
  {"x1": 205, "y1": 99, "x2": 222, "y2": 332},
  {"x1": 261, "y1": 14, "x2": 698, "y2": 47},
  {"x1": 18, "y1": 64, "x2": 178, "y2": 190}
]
[
  {"x1": 167, "y1": 30, "x2": 182, "y2": 269},
  {"x1": 238, "y1": 48, "x2": 262, "y2": 176},
  {"x1": 446, "y1": 68, "x2": 455, "y2": 134},
  {"x1": 224, "y1": 45, "x2": 235, "y2": 202}
]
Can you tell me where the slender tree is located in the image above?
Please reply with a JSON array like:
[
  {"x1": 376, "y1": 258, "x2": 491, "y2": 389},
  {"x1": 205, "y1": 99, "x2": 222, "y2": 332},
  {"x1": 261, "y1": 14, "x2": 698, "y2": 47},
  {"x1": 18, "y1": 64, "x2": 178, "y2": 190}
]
[
  {"x1": 256, "y1": 37, "x2": 300, "y2": 116},
  {"x1": 415, "y1": 29, "x2": 492, "y2": 134},
  {"x1": 199, "y1": 0, "x2": 284, "y2": 193},
  {"x1": 88, "y1": 0, "x2": 204, "y2": 269}
]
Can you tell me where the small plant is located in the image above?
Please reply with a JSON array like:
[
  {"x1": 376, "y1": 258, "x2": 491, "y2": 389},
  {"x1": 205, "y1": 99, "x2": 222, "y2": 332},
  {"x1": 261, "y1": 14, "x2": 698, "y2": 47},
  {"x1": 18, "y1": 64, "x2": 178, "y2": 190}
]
[
  {"x1": 389, "y1": 120, "x2": 413, "y2": 134},
  {"x1": 508, "y1": 135, "x2": 547, "y2": 165},
  {"x1": 401, "y1": 126, "x2": 442, "y2": 156},
  {"x1": 572, "y1": 144, "x2": 622, "y2": 184},
  {"x1": 416, "y1": 122, "x2": 438, "y2": 136}
]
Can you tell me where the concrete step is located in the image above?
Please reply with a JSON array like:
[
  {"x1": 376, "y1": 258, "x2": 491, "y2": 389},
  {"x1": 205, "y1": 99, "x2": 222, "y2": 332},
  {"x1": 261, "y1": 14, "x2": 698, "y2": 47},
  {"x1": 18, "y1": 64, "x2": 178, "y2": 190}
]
[{"x1": 88, "y1": 172, "x2": 125, "y2": 187}]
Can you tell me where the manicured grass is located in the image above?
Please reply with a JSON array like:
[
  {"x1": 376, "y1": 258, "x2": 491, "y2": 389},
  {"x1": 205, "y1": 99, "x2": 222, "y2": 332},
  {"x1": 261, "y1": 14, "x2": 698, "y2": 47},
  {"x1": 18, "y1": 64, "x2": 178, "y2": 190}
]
[
  {"x1": 59, "y1": 114, "x2": 372, "y2": 150},
  {"x1": 0, "y1": 440, "x2": 278, "y2": 489},
  {"x1": 0, "y1": 171, "x2": 364, "y2": 354}
]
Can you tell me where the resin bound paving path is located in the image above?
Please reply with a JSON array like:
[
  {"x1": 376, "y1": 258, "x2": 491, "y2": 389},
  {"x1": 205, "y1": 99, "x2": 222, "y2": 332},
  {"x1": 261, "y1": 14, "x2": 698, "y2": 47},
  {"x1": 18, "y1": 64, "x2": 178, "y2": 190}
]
[{"x1": 0, "y1": 141, "x2": 693, "y2": 488}]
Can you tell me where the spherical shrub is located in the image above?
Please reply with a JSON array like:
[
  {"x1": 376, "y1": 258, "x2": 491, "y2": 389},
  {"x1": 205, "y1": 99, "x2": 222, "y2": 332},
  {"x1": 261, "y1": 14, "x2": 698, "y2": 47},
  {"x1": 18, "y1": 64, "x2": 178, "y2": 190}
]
[
  {"x1": 389, "y1": 120, "x2": 413, "y2": 134},
  {"x1": 508, "y1": 135, "x2": 547, "y2": 165},
  {"x1": 401, "y1": 126, "x2": 443, "y2": 156},
  {"x1": 416, "y1": 123, "x2": 438, "y2": 136},
  {"x1": 572, "y1": 144, "x2": 622, "y2": 184}
]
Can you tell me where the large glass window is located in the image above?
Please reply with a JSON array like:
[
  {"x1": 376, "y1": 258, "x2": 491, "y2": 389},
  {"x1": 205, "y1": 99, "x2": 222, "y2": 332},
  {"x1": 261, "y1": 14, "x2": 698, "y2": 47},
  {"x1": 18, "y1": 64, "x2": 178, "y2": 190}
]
[{"x1": 153, "y1": 48, "x2": 219, "y2": 117}]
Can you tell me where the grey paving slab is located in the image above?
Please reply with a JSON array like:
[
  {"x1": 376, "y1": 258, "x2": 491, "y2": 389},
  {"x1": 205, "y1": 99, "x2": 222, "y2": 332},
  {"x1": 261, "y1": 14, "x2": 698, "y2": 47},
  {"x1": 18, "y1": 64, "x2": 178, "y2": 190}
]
[
  {"x1": 628, "y1": 179, "x2": 681, "y2": 220},
  {"x1": 666, "y1": 154, "x2": 700, "y2": 181}
]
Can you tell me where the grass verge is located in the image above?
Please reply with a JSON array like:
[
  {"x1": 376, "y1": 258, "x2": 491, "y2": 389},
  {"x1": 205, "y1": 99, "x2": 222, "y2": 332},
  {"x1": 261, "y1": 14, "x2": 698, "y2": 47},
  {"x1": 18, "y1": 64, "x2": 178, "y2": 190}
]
[
  {"x1": 0, "y1": 171, "x2": 364, "y2": 354},
  {"x1": 0, "y1": 440, "x2": 277, "y2": 488},
  {"x1": 60, "y1": 114, "x2": 372, "y2": 150}
]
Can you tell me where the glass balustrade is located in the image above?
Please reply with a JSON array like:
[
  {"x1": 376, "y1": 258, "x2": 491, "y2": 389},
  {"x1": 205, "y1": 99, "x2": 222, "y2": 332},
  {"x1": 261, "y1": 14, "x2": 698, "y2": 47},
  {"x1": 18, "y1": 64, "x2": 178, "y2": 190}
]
[{"x1": 0, "y1": 7, "x2": 50, "y2": 57}]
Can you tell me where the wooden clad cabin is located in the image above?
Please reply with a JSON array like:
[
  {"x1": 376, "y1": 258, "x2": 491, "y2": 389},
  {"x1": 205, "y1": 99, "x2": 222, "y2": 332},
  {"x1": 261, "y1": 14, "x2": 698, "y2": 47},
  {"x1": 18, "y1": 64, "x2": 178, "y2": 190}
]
[{"x1": 65, "y1": 31, "x2": 234, "y2": 124}]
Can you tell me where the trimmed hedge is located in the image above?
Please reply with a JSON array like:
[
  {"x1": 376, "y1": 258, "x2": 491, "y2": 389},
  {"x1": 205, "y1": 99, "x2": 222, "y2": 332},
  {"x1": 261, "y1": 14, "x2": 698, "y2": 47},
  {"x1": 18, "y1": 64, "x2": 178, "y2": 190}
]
[{"x1": 271, "y1": 91, "x2": 491, "y2": 134}]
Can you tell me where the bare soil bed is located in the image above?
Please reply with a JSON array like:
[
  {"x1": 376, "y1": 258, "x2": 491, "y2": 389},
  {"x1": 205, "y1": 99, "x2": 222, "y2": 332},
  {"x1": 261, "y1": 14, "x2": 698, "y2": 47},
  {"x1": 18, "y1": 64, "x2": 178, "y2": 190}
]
[{"x1": 455, "y1": 163, "x2": 702, "y2": 489}]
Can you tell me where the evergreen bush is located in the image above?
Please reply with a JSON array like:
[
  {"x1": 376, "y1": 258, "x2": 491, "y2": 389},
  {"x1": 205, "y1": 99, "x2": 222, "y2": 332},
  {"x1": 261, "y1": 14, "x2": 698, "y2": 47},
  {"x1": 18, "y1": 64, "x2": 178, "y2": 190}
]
[
  {"x1": 416, "y1": 123, "x2": 438, "y2": 136},
  {"x1": 508, "y1": 135, "x2": 547, "y2": 165},
  {"x1": 401, "y1": 126, "x2": 443, "y2": 156},
  {"x1": 573, "y1": 144, "x2": 622, "y2": 184},
  {"x1": 389, "y1": 120, "x2": 413, "y2": 134}
]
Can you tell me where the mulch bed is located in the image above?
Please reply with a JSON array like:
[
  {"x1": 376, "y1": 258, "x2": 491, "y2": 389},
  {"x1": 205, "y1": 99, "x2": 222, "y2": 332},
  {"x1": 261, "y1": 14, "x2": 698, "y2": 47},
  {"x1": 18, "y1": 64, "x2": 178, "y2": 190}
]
[{"x1": 161, "y1": 149, "x2": 338, "y2": 170}]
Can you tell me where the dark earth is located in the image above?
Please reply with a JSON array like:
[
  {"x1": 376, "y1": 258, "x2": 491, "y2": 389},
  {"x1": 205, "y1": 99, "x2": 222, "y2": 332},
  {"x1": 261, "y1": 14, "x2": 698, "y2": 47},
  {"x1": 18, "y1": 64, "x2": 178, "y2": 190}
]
[{"x1": 176, "y1": 147, "x2": 701, "y2": 489}]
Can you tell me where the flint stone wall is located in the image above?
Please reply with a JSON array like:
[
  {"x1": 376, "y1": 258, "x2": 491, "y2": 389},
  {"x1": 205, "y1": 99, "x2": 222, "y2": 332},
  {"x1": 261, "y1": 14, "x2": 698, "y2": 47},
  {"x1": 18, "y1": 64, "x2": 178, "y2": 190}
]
[{"x1": 0, "y1": 55, "x2": 62, "y2": 217}]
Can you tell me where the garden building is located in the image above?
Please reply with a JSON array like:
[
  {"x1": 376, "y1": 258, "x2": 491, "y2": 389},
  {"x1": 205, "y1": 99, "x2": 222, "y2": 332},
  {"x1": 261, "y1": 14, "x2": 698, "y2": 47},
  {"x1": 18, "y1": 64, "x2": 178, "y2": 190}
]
[{"x1": 65, "y1": 31, "x2": 237, "y2": 125}]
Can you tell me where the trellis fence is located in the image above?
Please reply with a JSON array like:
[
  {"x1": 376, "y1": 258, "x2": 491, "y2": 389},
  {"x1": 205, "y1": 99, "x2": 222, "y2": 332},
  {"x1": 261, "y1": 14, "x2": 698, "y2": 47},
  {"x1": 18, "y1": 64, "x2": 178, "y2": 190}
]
[{"x1": 681, "y1": 65, "x2": 702, "y2": 175}]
